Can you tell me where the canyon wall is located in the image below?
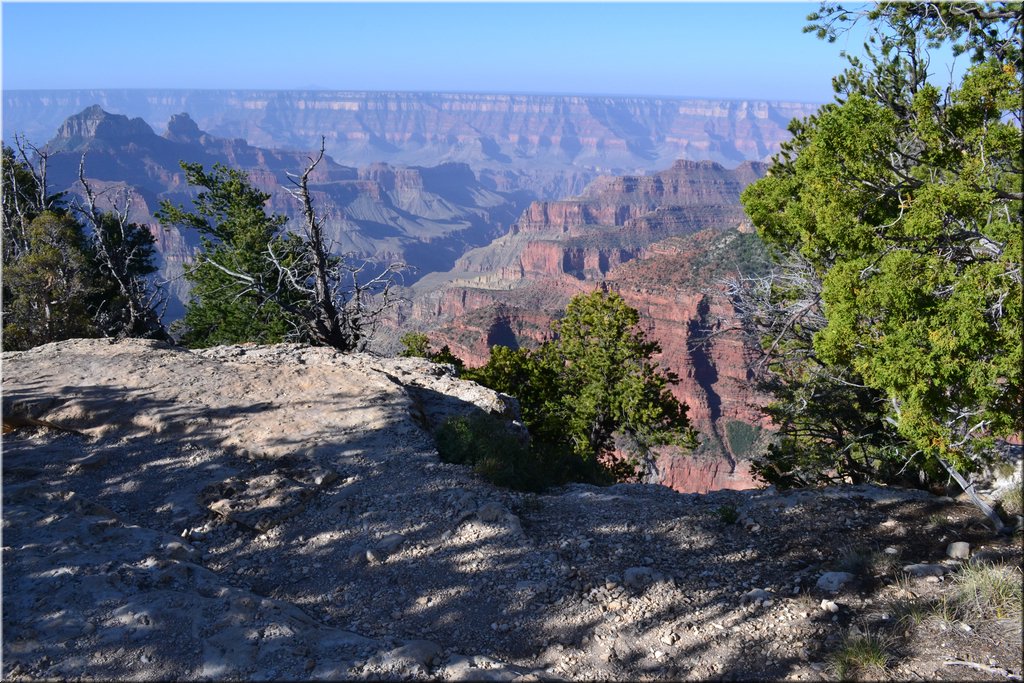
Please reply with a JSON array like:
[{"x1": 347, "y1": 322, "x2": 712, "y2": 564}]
[
  {"x1": 37, "y1": 106, "x2": 533, "y2": 318},
  {"x1": 405, "y1": 162, "x2": 772, "y2": 492},
  {"x1": 5, "y1": 90, "x2": 819, "y2": 198}
]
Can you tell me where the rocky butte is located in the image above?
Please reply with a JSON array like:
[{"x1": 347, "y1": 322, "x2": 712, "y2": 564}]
[
  {"x1": 406, "y1": 160, "x2": 772, "y2": 493},
  {"x1": 3, "y1": 339, "x2": 1020, "y2": 681}
]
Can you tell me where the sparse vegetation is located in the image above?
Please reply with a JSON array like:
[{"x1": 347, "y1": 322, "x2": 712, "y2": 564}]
[
  {"x1": 953, "y1": 561, "x2": 1023, "y2": 622},
  {"x1": 891, "y1": 595, "x2": 930, "y2": 629},
  {"x1": 434, "y1": 413, "x2": 546, "y2": 492},
  {"x1": 724, "y1": 420, "x2": 760, "y2": 458},
  {"x1": 997, "y1": 486, "x2": 1023, "y2": 517},
  {"x1": 887, "y1": 560, "x2": 1022, "y2": 651},
  {"x1": 832, "y1": 546, "x2": 903, "y2": 579},
  {"x1": 716, "y1": 504, "x2": 739, "y2": 525},
  {"x1": 827, "y1": 631, "x2": 892, "y2": 680}
]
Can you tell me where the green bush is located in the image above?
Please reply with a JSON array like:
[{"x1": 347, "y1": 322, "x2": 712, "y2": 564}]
[
  {"x1": 725, "y1": 420, "x2": 761, "y2": 458},
  {"x1": 434, "y1": 413, "x2": 546, "y2": 492},
  {"x1": 399, "y1": 332, "x2": 432, "y2": 358},
  {"x1": 716, "y1": 505, "x2": 739, "y2": 525},
  {"x1": 399, "y1": 332, "x2": 465, "y2": 373},
  {"x1": 435, "y1": 291, "x2": 698, "y2": 490}
]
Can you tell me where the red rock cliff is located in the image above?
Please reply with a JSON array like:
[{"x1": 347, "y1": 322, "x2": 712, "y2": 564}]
[{"x1": 407, "y1": 161, "x2": 773, "y2": 493}]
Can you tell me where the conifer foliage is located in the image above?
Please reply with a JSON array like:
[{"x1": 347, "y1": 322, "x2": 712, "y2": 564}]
[
  {"x1": 156, "y1": 162, "x2": 304, "y2": 347},
  {"x1": 157, "y1": 142, "x2": 405, "y2": 351},
  {"x1": 2, "y1": 144, "x2": 168, "y2": 350},
  {"x1": 463, "y1": 289, "x2": 697, "y2": 483},
  {"x1": 738, "y1": 3, "x2": 1022, "y2": 512}
]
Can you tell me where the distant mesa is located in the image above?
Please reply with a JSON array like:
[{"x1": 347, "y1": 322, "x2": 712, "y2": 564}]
[
  {"x1": 4, "y1": 89, "x2": 821, "y2": 178},
  {"x1": 35, "y1": 106, "x2": 535, "y2": 320}
]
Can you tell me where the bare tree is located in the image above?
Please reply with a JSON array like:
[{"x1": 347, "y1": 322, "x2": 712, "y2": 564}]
[
  {"x1": 167, "y1": 138, "x2": 407, "y2": 351},
  {"x1": 275, "y1": 138, "x2": 406, "y2": 351},
  {"x1": 2, "y1": 135, "x2": 62, "y2": 261},
  {"x1": 75, "y1": 154, "x2": 170, "y2": 341}
]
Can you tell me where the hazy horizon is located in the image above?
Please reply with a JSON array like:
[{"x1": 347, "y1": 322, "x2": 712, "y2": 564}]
[
  {"x1": 2, "y1": 85, "x2": 826, "y2": 105},
  {"x1": 4, "y1": 3, "x2": 871, "y2": 104}
]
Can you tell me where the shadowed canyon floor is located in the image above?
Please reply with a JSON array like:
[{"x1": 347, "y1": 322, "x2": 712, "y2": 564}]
[{"x1": 2, "y1": 339, "x2": 1021, "y2": 681}]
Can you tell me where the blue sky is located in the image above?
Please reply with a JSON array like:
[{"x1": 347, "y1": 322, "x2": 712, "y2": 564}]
[{"x1": 2, "y1": 2, "x2": 885, "y2": 102}]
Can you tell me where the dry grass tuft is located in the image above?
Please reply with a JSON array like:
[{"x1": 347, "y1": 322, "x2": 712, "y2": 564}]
[{"x1": 827, "y1": 630, "x2": 892, "y2": 680}]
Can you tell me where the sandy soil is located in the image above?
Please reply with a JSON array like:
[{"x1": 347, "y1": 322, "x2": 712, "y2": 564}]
[{"x1": 2, "y1": 339, "x2": 1020, "y2": 681}]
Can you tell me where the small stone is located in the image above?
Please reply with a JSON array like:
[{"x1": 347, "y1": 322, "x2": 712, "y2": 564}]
[
  {"x1": 386, "y1": 639, "x2": 442, "y2": 668},
  {"x1": 902, "y1": 563, "x2": 946, "y2": 578},
  {"x1": 946, "y1": 541, "x2": 970, "y2": 559},
  {"x1": 624, "y1": 566, "x2": 656, "y2": 589},
  {"x1": 820, "y1": 599, "x2": 840, "y2": 614},
  {"x1": 376, "y1": 533, "x2": 406, "y2": 554},
  {"x1": 816, "y1": 572, "x2": 855, "y2": 593},
  {"x1": 740, "y1": 588, "x2": 773, "y2": 607},
  {"x1": 74, "y1": 452, "x2": 109, "y2": 470},
  {"x1": 366, "y1": 548, "x2": 384, "y2": 564},
  {"x1": 163, "y1": 541, "x2": 194, "y2": 561},
  {"x1": 661, "y1": 632, "x2": 678, "y2": 646},
  {"x1": 348, "y1": 544, "x2": 367, "y2": 564},
  {"x1": 477, "y1": 502, "x2": 506, "y2": 523}
]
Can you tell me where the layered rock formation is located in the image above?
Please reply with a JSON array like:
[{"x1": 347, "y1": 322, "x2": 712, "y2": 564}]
[
  {"x1": 404, "y1": 162, "x2": 772, "y2": 492},
  {"x1": 5, "y1": 90, "x2": 820, "y2": 196},
  {"x1": 38, "y1": 106, "x2": 532, "y2": 318}
]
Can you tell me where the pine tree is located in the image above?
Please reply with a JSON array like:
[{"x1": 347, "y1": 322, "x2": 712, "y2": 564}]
[
  {"x1": 156, "y1": 162, "x2": 304, "y2": 347},
  {"x1": 2, "y1": 212, "x2": 100, "y2": 350}
]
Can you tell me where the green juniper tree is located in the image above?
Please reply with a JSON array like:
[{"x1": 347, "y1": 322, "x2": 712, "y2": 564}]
[
  {"x1": 158, "y1": 142, "x2": 405, "y2": 350},
  {"x1": 738, "y1": 2, "x2": 1022, "y2": 528},
  {"x1": 2, "y1": 211, "x2": 100, "y2": 350},
  {"x1": 464, "y1": 289, "x2": 697, "y2": 482},
  {"x1": 2, "y1": 143, "x2": 167, "y2": 349},
  {"x1": 551, "y1": 289, "x2": 697, "y2": 464},
  {"x1": 156, "y1": 162, "x2": 305, "y2": 346}
]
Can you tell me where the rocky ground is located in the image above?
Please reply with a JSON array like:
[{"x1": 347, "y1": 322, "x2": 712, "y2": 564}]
[{"x1": 2, "y1": 339, "x2": 1021, "y2": 681}]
